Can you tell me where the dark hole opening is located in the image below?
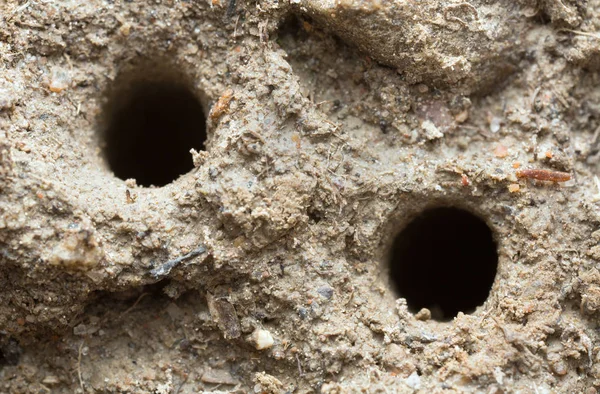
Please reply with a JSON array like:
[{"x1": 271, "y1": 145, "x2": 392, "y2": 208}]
[
  {"x1": 389, "y1": 207, "x2": 498, "y2": 321},
  {"x1": 102, "y1": 65, "x2": 206, "y2": 187},
  {"x1": 0, "y1": 337, "x2": 21, "y2": 367}
]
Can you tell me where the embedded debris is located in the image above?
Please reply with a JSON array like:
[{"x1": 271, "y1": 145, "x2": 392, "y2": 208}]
[
  {"x1": 250, "y1": 328, "x2": 274, "y2": 350},
  {"x1": 207, "y1": 293, "x2": 241, "y2": 339}
]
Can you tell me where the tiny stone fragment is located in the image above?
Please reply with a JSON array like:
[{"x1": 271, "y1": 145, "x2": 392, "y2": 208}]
[
  {"x1": 454, "y1": 109, "x2": 469, "y2": 123},
  {"x1": 317, "y1": 285, "x2": 333, "y2": 299},
  {"x1": 421, "y1": 120, "x2": 443, "y2": 140},
  {"x1": 250, "y1": 328, "x2": 274, "y2": 350},
  {"x1": 207, "y1": 293, "x2": 241, "y2": 339},
  {"x1": 415, "y1": 308, "x2": 431, "y2": 321},
  {"x1": 382, "y1": 343, "x2": 416, "y2": 377},
  {"x1": 404, "y1": 372, "x2": 421, "y2": 389},
  {"x1": 0, "y1": 88, "x2": 16, "y2": 110},
  {"x1": 489, "y1": 116, "x2": 502, "y2": 133},
  {"x1": 253, "y1": 372, "x2": 283, "y2": 393},
  {"x1": 48, "y1": 68, "x2": 72, "y2": 93},
  {"x1": 494, "y1": 144, "x2": 508, "y2": 158},
  {"x1": 42, "y1": 375, "x2": 60, "y2": 385},
  {"x1": 547, "y1": 352, "x2": 568, "y2": 375},
  {"x1": 201, "y1": 368, "x2": 239, "y2": 385}
]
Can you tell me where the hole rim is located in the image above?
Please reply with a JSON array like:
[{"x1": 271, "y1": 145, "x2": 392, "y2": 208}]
[
  {"x1": 98, "y1": 57, "x2": 209, "y2": 188},
  {"x1": 382, "y1": 201, "x2": 501, "y2": 322}
]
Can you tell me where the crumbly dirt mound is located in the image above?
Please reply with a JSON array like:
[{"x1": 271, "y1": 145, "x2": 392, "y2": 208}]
[{"x1": 1, "y1": 0, "x2": 600, "y2": 393}]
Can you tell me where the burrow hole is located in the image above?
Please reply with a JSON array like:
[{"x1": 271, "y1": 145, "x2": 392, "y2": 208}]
[
  {"x1": 100, "y1": 61, "x2": 207, "y2": 187},
  {"x1": 388, "y1": 207, "x2": 498, "y2": 321}
]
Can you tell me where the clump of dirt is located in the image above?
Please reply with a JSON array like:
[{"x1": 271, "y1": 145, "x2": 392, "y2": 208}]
[{"x1": 1, "y1": 0, "x2": 600, "y2": 392}]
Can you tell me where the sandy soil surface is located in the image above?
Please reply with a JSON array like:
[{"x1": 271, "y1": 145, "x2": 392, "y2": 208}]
[{"x1": 1, "y1": 0, "x2": 600, "y2": 392}]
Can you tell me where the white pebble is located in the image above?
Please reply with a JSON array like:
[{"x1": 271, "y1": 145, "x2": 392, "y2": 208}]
[
  {"x1": 421, "y1": 120, "x2": 443, "y2": 140},
  {"x1": 490, "y1": 117, "x2": 502, "y2": 133},
  {"x1": 405, "y1": 372, "x2": 421, "y2": 389},
  {"x1": 48, "y1": 68, "x2": 71, "y2": 93},
  {"x1": 251, "y1": 329, "x2": 274, "y2": 350}
]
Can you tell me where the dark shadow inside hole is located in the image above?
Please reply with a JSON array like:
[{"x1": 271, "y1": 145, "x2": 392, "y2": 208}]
[
  {"x1": 536, "y1": 8, "x2": 552, "y2": 25},
  {"x1": 0, "y1": 337, "x2": 22, "y2": 367},
  {"x1": 389, "y1": 207, "x2": 498, "y2": 321},
  {"x1": 102, "y1": 67, "x2": 206, "y2": 187},
  {"x1": 277, "y1": 14, "x2": 310, "y2": 44}
]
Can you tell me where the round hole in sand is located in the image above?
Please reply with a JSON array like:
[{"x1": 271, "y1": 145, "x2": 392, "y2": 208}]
[
  {"x1": 101, "y1": 63, "x2": 206, "y2": 187},
  {"x1": 388, "y1": 207, "x2": 498, "y2": 321}
]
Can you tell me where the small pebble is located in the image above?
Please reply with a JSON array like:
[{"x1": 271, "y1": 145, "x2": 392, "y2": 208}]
[
  {"x1": 490, "y1": 117, "x2": 502, "y2": 133},
  {"x1": 119, "y1": 23, "x2": 131, "y2": 36},
  {"x1": 405, "y1": 372, "x2": 421, "y2": 389},
  {"x1": 317, "y1": 285, "x2": 333, "y2": 300},
  {"x1": 42, "y1": 375, "x2": 60, "y2": 385},
  {"x1": 250, "y1": 328, "x2": 274, "y2": 350},
  {"x1": 201, "y1": 368, "x2": 238, "y2": 385},
  {"x1": 422, "y1": 120, "x2": 443, "y2": 140},
  {"x1": 454, "y1": 109, "x2": 469, "y2": 123},
  {"x1": 0, "y1": 88, "x2": 16, "y2": 110},
  {"x1": 48, "y1": 68, "x2": 71, "y2": 93},
  {"x1": 494, "y1": 144, "x2": 508, "y2": 158},
  {"x1": 298, "y1": 307, "x2": 308, "y2": 319},
  {"x1": 548, "y1": 352, "x2": 568, "y2": 375},
  {"x1": 415, "y1": 308, "x2": 431, "y2": 321}
]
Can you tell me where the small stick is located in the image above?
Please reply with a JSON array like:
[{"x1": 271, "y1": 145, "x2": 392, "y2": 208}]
[
  {"x1": 119, "y1": 292, "x2": 149, "y2": 319},
  {"x1": 558, "y1": 28, "x2": 600, "y2": 40},
  {"x1": 78, "y1": 341, "x2": 85, "y2": 393},
  {"x1": 7, "y1": 1, "x2": 31, "y2": 22},
  {"x1": 516, "y1": 169, "x2": 571, "y2": 182},
  {"x1": 149, "y1": 245, "x2": 206, "y2": 279},
  {"x1": 530, "y1": 86, "x2": 541, "y2": 111},
  {"x1": 174, "y1": 374, "x2": 188, "y2": 394}
]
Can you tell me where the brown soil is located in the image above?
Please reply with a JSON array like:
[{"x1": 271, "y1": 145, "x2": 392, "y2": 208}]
[{"x1": 1, "y1": 0, "x2": 600, "y2": 392}]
